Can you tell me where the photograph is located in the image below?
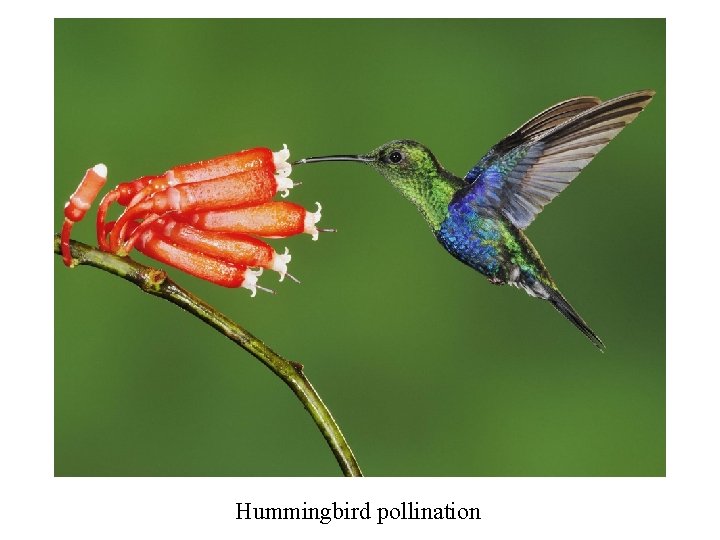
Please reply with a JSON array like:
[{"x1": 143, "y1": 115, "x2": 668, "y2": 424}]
[{"x1": 54, "y1": 18, "x2": 665, "y2": 477}]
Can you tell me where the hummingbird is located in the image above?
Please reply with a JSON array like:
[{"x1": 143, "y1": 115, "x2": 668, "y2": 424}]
[{"x1": 295, "y1": 90, "x2": 655, "y2": 350}]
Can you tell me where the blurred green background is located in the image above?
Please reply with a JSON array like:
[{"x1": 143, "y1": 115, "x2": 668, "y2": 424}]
[{"x1": 55, "y1": 19, "x2": 665, "y2": 476}]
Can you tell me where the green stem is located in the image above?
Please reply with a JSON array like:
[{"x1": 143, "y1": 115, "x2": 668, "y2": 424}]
[{"x1": 54, "y1": 234, "x2": 362, "y2": 477}]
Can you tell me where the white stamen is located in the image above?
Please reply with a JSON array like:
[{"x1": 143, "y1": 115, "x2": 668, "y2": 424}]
[
  {"x1": 272, "y1": 144, "x2": 292, "y2": 178},
  {"x1": 136, "y1": 228, "x2": 153, "y2": 250},
  {"x1": 166, "y1": 187, "x2": 181, "y2": 211},
  {"x1": 275, "y1": 174, "x2": 295, "y2": 198},
  {"x1": 70, "y1": 196, "x2": 91, "y2": 210},
  {"x1": 162, "y1": 219, "x2": 176, "y2": 238},
  {"x1": 270, "y1": 247, "x2": 292, "y2": 281},
  {"x1": 241, "y1": 268, "x2": 264, "y2": 297},
  {"x1": 92, "y1": 163, "x2": 108, "y2": 178},
  {"x1": 128, "y1": 192, "x2": 145, "y2": 207},
  {"x1": 166, "y1": 169, "x2": 178, "y2": 187},
  {"x1": 304, "y1": 201, "x2": 322, "y2": 241}
]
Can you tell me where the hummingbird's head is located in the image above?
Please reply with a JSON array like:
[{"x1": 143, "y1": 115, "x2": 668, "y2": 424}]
[
  {"x1": 294, "y1": 140, "x2": 457, "y2": 229},
  {"x1": 363, "y1": 139, "x2": 440, "y2": 185},
  {"x1": 294, "y1": 139, "x2": 445, "y2": 191}
]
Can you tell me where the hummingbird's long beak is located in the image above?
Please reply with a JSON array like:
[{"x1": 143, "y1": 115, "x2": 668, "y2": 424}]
[{"x1": 292, "y1": 155, "x2": 374, "y2": 165}]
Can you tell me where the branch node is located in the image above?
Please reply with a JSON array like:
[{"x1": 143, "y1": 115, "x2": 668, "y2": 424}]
[
  {"x1": 289, "y1": 360, "x2": 305, "y2": 374},
  {"x1": 141, "y1": 267, "x2": 168, "y2": 292}
]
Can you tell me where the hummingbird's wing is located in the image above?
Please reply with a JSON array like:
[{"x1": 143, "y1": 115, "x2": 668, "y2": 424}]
[
  {"x1": 463, "y1": 90, "x2": 655, "y2": 230},
  {"x1": 465, "y1": 95, "x2": 602, "y2": 179}
]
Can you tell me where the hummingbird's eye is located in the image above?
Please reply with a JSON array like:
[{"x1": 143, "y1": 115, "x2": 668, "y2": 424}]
[{"x1": 388, "y1": 150, "x2": 404, "y2": 164}]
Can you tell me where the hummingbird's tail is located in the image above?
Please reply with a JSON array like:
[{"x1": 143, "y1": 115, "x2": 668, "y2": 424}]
[{"x1": 547, "y1": 289, "x2": 605, "y2": 351}]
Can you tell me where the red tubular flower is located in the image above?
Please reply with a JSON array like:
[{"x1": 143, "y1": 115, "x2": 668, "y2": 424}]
[
  {"x1": 187, "y1": 201, "x2": 323, "y2": 240},
  {"x1": 133, "y1": 223, "x2": 263, "y2": 293},
  {"x1": 61, "y1": 164, "x2": 107, "y2": 266},
  {"x1": 153, "y1": 219, "x2": 292, "y2": 281}
]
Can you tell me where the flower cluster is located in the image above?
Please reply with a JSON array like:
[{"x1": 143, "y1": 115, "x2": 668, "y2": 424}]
[{"x1": 61, "y1": 145, "x2": 325, "y2": 295}]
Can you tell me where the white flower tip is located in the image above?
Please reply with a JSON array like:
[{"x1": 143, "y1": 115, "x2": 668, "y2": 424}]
[
  {"x1": 304, "y1": 202, "x2": 323, "y2": 241},
  {"x1": 273, "y1": 144, "x2": 292, "y2": 178},
  {"x1": 92, "y1": 163, "x2": 108, "y2": 178},
  {"x1": 275, "y1": 174, "x2": 294, "y2": 198},
  {"x1": 270, "y1": 247, "x2": 292, "y2": 281},
  {"x1": 242, "y1": 268, "x2": 264, "y2": 297}
]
